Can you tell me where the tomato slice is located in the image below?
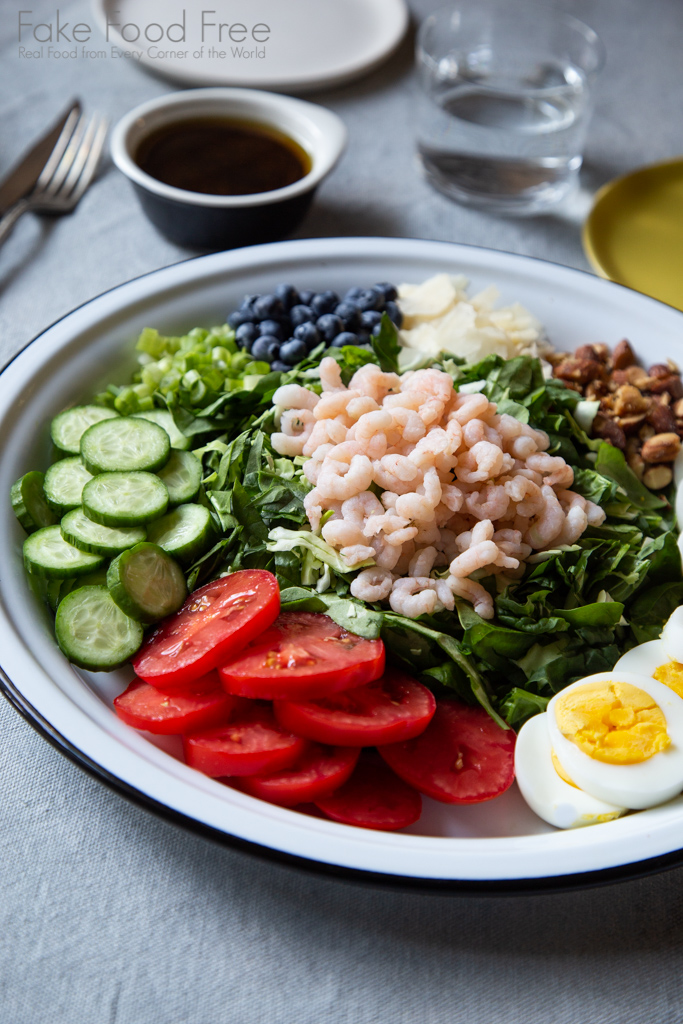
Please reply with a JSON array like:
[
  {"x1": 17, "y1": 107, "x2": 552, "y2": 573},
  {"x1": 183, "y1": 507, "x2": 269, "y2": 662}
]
[
  {"x1": 183, "y1": 705, "x2": 307, "y2": 777},
  {"x1": 379, "y1": 699, "x2": 516, "y2": 804},
  {"x1": 273, "y1": 669, "x2": 436, "y2": 747},
  {"x1": 219, "y1": 612, "x2": 385, "y2": 701},
  {"x1": 235, "y1": 744, "x2": 361, "y2": 807},
  {"x1": 113, "y1": 671, "x2": 235, "y2": 735},
  {"x1": 133, "y1": 569, "x2": 280, "y2": 692},
  {"x1": 315, "y1": 752, "x2": 422, "y2": 831}
]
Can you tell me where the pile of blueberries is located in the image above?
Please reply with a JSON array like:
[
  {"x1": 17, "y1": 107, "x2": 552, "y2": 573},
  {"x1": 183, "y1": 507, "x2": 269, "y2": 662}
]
[{"x1": 227, "y1": 282, "x2": 403, "y2": 371}]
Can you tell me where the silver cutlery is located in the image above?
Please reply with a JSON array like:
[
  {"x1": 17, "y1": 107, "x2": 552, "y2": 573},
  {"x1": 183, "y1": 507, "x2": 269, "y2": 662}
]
[{"x1": 0, "y1": 107, "x2": 109, "y2": 247}]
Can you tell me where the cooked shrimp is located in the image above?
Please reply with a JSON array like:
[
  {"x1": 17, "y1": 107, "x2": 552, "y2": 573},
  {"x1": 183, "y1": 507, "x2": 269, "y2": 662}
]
[
  {"x1": 273, "y1": 383, "x2": 320, "y2": 411},
  {"x1": 317, "y1": 454, "x2": 374, "y2": 501},
  {"x1": 389, "y1": 578, "x2": 438, "y2": 617},
  {"x1": 350, "y1": 567, "x2": 394, "y2": 602},
  {"x1": 319, "y1": 357, "x2": 346, "y2": 392}
]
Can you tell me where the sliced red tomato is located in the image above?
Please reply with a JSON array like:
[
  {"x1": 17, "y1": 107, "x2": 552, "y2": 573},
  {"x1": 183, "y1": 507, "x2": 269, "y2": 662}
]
[
  {"x1": 183, "y1": 705, "x2": 307, "y2": 777},
  {"x1": 273, "y1": 669, "x2": 436, "y2": 747},
  {"x1": 113, "y1": 671, "x2": 235, "y2": 735},
  {"x1": 379, "y1": 699, "x2": 516, "y2": 804},
  {"x1": 133, "y1": 569, "x2": 280, "y2": 692},
  {"x1": 315, "y1": 752, "x2": 422, "y2": 831},
  {"x1": 219, "y1": 612, "x2": 385, "y2": 701},
  {"x1": 235, "y1": 744, "x2": 361, "y2": 807}
]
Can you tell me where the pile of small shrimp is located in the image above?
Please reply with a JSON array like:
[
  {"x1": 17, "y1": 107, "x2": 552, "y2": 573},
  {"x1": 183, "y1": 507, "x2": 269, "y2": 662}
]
[{"x1": 270, "y1": 358, "x2": 605, "y2": 620}]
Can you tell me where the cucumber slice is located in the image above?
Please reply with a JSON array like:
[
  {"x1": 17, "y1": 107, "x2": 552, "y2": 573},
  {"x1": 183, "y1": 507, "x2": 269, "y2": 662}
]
[
  {"x1": 80, "y1": 417, "x2": 171, "y2": 474},
  {"x1": 55, "y1": 586, "x2": 143, "y2": 670},
  {"x1": 61, "y1": 508, "x2": 146, "y2": 556},
  {"x1": 156, "y1": 449, "x2": 202, "y2": 505},
  {"x1": 82, "y1": 472, "x2": 169, "y2": 527},
  {"x1": 28, "y1": 573, "x2": 64, "y2": 611},
  {"x1": 11, "y1": 471, "x2": 58, "y2": 532},
  {"x1": 107, "y1": 542, "x2": 187, "y2": 623},
  {"x1": 132, "y1": 409, "x2": 190, "y2": 450},
  {"x1": 43, "y1": 457, "x2": 93, "y2": 514},
  {"x1": 56, "y1": 569, "x2": 110, "y2": 608},
  {"x1": 146, "y1": 503, "x2": 216, "y2": 565},
  {"x1": 51, "y1": 405, "x2": 119, "y2": 454},
  {"x1": 23, "y1": 525, "x2": 104, "y2": 579}
]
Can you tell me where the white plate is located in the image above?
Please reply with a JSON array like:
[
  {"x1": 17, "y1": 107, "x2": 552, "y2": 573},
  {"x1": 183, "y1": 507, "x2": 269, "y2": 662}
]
[
  {"x1": 3, "y1": 237, "x2": 683, "y2": 893},
  {"x1": 92, "y1": 0, "x2": 409, "y2": 93}
]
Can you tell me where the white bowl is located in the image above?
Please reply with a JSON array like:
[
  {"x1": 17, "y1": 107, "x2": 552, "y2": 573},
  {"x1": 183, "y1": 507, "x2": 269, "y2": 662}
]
[
  {"x1": 4, "y1": 237, "x2": 683, "y2": 893},
  {"x1": 110, "y1": 88, "x2": 347, "y2": 250}
]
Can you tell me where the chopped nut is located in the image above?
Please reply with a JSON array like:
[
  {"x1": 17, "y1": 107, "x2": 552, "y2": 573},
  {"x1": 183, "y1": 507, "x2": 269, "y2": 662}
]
[
  {"x1": 612, "y1": 384, "x2": 651, "y2": 416},
  {"x1": 615, "y1": 414, "x2": 647, "y2": 433},
  {"x1": 639, "y1": 423, "x2": 656, "y2": 441},
  {"x1": 641, "y1": 432, "x2": 681, "y2": 463},
  {"x1": 575, "y1": 344, "x2": 601, "y2": 362},
  {"x1": 593, "y1": 344, "x2": 610, "y2": 363},
  {"x1": 643, "y1": 464, "x2": 673, "y2": 490},
  {"x1": 593, "y1": 413, "x2": 626, "y2": 450},
  {"x1": 673, "y1": 398, "x2": 683, "y2": 418},
  {"x1": 585, "y1": 380, "x2": 609, "y2": 399},
  {"x1": 648, "y1": 375, "x2": 683, "y2": 399},
  {"x1": 649, "y1": 364, "x2": 671, "y2": 379},
  {"x1": 613, "y1": 339, "x2": 636, "y2": 370},
  {"x1": 611, "y1": 366, "x2": 651, "y2": 389},
  {"x1": 647, "y1": 401, "x2": 677, "y2": 434},
  {"x1": 553, "y1": 357, "x2": 604, "y2": 385},
  {"x1": 627, "y1": 451, "x2": 646, "y2": 481}
]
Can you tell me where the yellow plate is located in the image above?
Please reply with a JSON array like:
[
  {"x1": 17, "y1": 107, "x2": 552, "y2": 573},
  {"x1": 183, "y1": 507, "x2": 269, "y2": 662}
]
[{"x1": 583, "y1": 158, "x2": 683, "y2": 311}]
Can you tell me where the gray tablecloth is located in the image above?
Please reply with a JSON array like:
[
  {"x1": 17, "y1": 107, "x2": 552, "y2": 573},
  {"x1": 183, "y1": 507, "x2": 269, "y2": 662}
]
[{"x1": 3, "y1": 1, "x2": 683, "y2": 1021}]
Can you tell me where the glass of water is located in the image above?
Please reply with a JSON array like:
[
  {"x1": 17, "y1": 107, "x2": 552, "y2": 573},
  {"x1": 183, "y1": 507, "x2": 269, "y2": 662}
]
[{"x1": 416, "y1": 1, "x2": 604, "y2": 215}]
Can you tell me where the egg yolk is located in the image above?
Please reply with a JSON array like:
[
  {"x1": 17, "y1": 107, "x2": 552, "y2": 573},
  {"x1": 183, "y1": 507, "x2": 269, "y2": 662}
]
[
  {"x1": 554, "y1": 681, "x2": 670, "y2": 764},
  {"x1": 551, "y1": 749, "x2": 579, "y2": 787},
  {"x1": 653, "y1": 661, "x2": 683, "y2": 699}
]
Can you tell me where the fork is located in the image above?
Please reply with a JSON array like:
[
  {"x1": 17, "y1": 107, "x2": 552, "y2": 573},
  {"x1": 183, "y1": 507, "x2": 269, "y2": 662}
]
[{"x1": 0, "y1": 110, "x2": 109, "y2": 247}]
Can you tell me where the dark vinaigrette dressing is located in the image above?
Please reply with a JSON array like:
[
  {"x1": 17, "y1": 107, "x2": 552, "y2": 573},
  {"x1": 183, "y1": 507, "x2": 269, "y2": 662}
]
[{"x1": 134, "y1": 117, "x2": 312, "y2": 196}]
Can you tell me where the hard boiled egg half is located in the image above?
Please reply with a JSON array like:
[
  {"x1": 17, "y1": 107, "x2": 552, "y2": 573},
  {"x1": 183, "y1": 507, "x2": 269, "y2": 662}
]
[
  {"x1": 515, "y1": 669, "x2": 683, "y2": 828},
  {"x1": 615, "y1": 606, "x2": 683, "y2": 699}
]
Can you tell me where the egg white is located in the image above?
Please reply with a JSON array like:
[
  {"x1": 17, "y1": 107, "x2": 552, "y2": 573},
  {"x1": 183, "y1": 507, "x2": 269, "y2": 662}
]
[
  {"x1": 661, "y1": 606, "x2": 683, "y2": 663},
  {"x1": 514, "y1": 712, "x2": 626, "y2": 829},
  {"x1": 547, "y1": 671, "x2": 683, "y2": 810},
  {"x1": 615, "y1": 639, "x2": 668, "y2": 677}
]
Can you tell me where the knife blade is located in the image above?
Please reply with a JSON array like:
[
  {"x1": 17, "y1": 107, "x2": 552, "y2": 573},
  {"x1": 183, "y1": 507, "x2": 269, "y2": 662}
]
[{"x1": 0, "y1": 99, "x2": 82, "y2": 215}]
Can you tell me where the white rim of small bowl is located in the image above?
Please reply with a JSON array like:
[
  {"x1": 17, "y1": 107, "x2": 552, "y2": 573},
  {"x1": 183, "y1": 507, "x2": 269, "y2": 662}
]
[{"x1": 110, "y1": 87, "x2": 348, "y2": 209}]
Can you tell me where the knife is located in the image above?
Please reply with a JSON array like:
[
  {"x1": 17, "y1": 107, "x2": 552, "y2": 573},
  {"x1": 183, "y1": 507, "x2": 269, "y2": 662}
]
[{"x1": 0, "y1": 99, "x2": 82, "y2": 215}]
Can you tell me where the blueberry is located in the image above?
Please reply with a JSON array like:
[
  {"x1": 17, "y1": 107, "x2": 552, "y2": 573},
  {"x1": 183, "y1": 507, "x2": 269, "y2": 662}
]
[
  {"x1": 274, "y1": 284, "x2": 300, "y2": 309},
  {"x1": 355, "y1": 288, "x2": 383, "y2": 312},
  {"x1": 271, "y1": 360, "x2": 290, "y2": 373},
  {"x1": 298, "y1": 289, "x2": 314, "y2": 305},
  {"x1": 280, "y1": 339, "x2": 308, "y2": 365},
  {"x1": 373, "y1": 282, "x2": 398, "y2": 302},
  {"x1": 316, "y1": 313, "x2": 344, "y2": 342},
  {"x1": 293, "y1": 322, "x2": 321, "y2": 350},
  {"x1": 259, "y1": 319, "x2": 285, "y2": 341},
  {"x1": 289, "y1": 304, "x2": 316, "y2": 328},
  {"x1": 239, "y1": 294, "x2": 260, "y2": 311},
  {"x1": 311, "y1": 290, "x2": 340, "y2": 316},
  {"x1": 344, "y1": 286, "x2": 364, "y2": 303},
  {"x1": 334, "y1": 302, "x2": 362, "y2": 331},
  {"x1": 360, "y1": 310, "x2": 382, "y2": 332},
  {"x1": 228, "y1": 309, "x2": 256, "y2": 329},
  {"x1": 253, "y1": 294, "x2": 285, "y2": 321},
  {"x1": 356, "y1": 331, "x2": 371, "y2": 346},
  {"x1": 235, "y1": 322, "x2": 259, "y2": 349},
  {"x1": 372, "y1": 322, "x2": 383, "y2": 337},
  {"x1": 384, "y1": 301, "x2": 403, "y2": 328},
  {"x1": 330, "y1": 331, "x2": 361, "y2": 348},
  {"x1": 251, "y1": 335, "x2": 281, "y2": 361}
]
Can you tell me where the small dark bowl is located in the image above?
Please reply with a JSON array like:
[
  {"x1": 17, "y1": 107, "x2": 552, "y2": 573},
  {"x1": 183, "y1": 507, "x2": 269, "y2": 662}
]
[{"x1": 110, "y1": 88, "x2": 347, "y2": 251}]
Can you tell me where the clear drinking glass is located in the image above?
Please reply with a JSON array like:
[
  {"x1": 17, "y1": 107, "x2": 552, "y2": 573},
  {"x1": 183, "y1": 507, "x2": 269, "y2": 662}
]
[{"x1": 416, "y1": 1, "x2": 604, "y2": 215}]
